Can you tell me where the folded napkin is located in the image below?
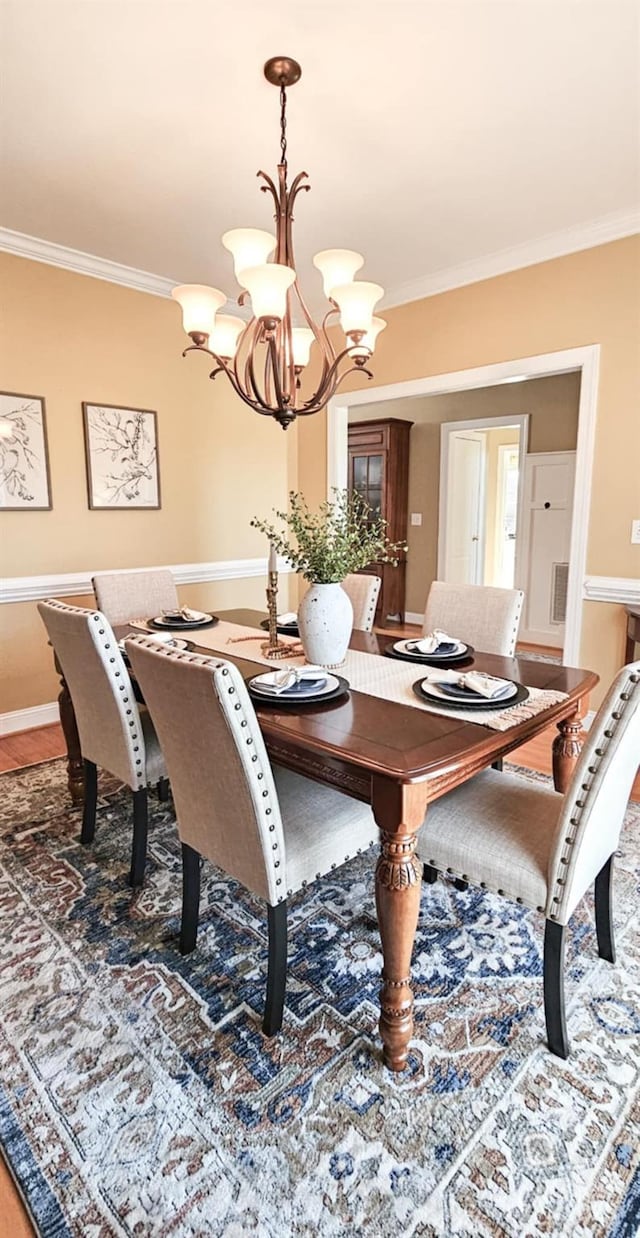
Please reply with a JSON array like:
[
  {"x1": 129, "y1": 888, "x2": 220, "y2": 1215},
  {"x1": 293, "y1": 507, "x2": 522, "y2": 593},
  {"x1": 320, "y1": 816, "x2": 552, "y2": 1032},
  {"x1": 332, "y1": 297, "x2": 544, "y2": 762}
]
[
  {"x1": 255, "y1": 665, "x2": 327, "y2": 695},
  {"x1": 162, "y1": 606, "x2": 207, "y2": 622},
  {"x1": 277, "y1": 612, "x2": 298, "y2": 625},
  {"x1": 409, "y1": 629, "x2": 458, "y2": 654},
  {"x1": 423, "y1": 669, "x2": 514, "y2": 699}
]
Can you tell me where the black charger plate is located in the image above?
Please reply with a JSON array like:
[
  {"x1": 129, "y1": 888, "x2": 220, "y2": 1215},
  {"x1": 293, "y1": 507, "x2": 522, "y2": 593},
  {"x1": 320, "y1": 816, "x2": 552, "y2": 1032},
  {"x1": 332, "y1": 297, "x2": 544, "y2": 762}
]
[
  {"x1": 412, "y1": 678, "x2": 528, "y2": 711},
  {"x1": 385, "y1": 640, "x2": 474, "y2": 666},
  {"x1": 247, "y1": 674, "x2": 349, "y2": 707},
  {"x1": 260, "y1": 618, "x2": 300, "y2": 637},
  {"x1": 149, "y1": 615, "x2": 219, "y2": 631}
]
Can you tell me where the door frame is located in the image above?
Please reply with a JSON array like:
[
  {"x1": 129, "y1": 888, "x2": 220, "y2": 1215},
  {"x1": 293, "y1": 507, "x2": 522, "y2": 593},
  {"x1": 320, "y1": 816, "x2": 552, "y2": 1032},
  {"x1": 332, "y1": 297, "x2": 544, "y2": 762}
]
[
  {"x1": 437, "y1": 414, "x2": 529, "y2": 587},
  {"x1": 326, "y1": 344, "x2": 599, "y2": 665}
]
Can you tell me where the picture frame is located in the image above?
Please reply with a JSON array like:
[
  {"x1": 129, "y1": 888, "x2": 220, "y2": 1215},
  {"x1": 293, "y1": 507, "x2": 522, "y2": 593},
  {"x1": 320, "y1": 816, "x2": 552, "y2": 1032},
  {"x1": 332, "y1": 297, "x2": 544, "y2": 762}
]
[
  {"x1": 0, "y1": 391, "x2": 52, "y2": 511},
  {"x1": 82, "y1": 403, "x2": 161, "y2": 510}
]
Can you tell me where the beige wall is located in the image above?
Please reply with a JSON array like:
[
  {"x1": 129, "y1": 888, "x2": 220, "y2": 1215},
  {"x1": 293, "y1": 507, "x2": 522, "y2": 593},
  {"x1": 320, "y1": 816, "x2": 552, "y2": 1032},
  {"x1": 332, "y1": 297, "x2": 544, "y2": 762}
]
[
  {"x1": 349, "y1": 372, "x2": 580, "y2": 615},
  {"x1": 300, "y1": 236, "x2": 640, "y2": 703},
  {"x1": 0, "y1": 253, "x2": 298, "y2": 714}
]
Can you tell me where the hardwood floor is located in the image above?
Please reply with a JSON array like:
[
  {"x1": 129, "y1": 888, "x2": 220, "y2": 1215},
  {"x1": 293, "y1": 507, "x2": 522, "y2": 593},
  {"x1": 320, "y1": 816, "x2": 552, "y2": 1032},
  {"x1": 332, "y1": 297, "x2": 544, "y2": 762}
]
[
  {"x1": 0, "y1": 722, "x2": 66, "y2": 772},
  {"x1": 0, "y1": 671, "x2": 637, "y2": 1231}
]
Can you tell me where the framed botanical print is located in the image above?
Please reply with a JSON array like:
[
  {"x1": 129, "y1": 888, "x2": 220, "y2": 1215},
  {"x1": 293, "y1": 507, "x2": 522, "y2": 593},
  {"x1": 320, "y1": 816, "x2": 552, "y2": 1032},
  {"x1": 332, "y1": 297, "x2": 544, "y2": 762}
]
[
  {"x1": 82, "y1": 403, "x2": 161, "y2": 509},
  {"x1": 0, "y1": 391, "x2": 52, "y2": 510}
]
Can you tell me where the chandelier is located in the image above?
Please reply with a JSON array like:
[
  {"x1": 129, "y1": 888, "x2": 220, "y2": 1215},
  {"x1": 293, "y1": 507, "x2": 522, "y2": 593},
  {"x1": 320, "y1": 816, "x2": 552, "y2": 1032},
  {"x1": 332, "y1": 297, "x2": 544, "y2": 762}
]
[{"x1": 171, "y1": 57, "x2": 386, "y2": 430}]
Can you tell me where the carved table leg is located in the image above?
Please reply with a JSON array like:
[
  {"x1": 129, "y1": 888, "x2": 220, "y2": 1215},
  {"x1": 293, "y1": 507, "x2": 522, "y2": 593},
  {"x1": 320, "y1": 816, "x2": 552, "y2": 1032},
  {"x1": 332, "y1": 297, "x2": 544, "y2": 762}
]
[
  {"x1": 552, "y1": 707, "x2": 587, "y2": 794},
  {"x1": 54, "y1": 652, "x2": 84, "y2": 806},
  {"x1": 372, "y1": 777, "x2": 427, "y2": 1072}
]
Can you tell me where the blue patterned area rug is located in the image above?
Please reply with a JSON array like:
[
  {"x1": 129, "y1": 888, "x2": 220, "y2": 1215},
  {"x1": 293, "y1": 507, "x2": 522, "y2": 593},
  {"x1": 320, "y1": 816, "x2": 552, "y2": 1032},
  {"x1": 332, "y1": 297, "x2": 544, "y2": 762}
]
[{"x1": 0, "y1": 759, "x2": 638, "y2": 1238}]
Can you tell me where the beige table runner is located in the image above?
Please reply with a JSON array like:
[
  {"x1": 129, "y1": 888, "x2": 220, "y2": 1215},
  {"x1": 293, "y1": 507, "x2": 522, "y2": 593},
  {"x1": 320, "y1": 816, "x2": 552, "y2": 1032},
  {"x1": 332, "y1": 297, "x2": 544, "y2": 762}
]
[{"x1": 131, "y1": 620, "x2": 568, "y2": 732}]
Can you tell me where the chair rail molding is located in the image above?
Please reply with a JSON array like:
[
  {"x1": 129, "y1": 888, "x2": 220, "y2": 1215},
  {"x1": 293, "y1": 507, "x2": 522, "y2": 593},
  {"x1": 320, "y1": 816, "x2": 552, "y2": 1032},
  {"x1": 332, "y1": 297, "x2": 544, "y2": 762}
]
[
  {"x1": 1, "y1": 557, "x2": 293, "y2": 606},
  {"x1": 582, "y1": 576, "x2": 640, "y2": 604}
]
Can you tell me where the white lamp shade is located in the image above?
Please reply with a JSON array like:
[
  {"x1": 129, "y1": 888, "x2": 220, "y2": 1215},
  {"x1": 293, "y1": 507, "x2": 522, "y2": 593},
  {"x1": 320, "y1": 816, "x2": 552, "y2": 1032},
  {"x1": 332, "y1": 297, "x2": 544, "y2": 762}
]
[
  {"x1": 351, "y1": 316, "x2": 387, "y2": 358},
  {"x1": 209, "y1": 314, "x2": 245, "y2": 359},
  {"x1": 222, "y1": 229, "x2": 276, "y2": 282},
  {"x1": 291, "y1": 327, "x2": 315, "y2": 368},
  {"x1": 331, "y1": 281, "x2": 384, "y2": 336},
  {"x1": 312, "y1": 248, "x2": 364, "y2": 298},
  {"x1": 242, "y1": 264, "x2": 296, "y2": 321},
  {"x1": 171, "y1": 284, "x2": 226, "y2": 337}
]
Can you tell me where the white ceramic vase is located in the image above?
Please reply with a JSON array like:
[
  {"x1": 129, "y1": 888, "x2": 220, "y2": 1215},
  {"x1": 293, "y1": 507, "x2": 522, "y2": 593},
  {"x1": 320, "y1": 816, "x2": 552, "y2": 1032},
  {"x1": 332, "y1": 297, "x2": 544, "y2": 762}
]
[{"x1": 297, "y1": 582, "x2": 354, "y2": 669}]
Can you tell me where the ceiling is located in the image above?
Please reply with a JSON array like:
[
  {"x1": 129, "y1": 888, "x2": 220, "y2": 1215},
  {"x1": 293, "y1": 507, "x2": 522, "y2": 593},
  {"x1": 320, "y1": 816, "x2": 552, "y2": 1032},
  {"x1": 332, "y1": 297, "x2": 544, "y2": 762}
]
[{"x1": 1, "y1": 0, "x2": 638, "y2": 308}]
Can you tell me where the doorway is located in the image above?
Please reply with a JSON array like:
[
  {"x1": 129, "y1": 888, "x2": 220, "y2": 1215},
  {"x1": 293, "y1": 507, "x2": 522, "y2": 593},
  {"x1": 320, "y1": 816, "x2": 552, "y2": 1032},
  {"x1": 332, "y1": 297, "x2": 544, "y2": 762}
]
[
  {"x1": 328, "y1": 345, "x2": 599, "y2": 665},
  {"x1": 438, "y1": 414, "x2": 528, "y2": 591}
]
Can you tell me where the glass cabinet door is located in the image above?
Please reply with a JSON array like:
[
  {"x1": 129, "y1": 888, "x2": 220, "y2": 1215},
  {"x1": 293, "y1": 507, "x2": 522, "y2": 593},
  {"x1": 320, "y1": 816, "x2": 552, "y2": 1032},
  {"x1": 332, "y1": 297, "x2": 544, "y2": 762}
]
[{"x1": 350, "y1": 451, "x2": 384, "y2": 523}]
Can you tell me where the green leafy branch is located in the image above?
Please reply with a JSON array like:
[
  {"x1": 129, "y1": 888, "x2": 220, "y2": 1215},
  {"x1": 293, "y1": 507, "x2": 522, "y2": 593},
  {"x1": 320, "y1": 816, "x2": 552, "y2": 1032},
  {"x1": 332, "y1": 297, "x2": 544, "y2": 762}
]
[{"x1": 251, "y1": 489, "x2": 407, "y2": 584}]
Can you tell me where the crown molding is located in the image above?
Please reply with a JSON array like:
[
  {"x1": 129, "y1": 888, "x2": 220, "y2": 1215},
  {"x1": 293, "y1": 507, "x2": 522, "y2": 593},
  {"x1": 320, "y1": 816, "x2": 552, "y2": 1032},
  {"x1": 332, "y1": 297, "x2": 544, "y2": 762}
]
[
  {"x1": 2, "y1": 207, "x2": 638, "y2": 310},
  {"x1": 0, "y1": 227, "x2": 178, "y2": 298},
  {"x1": 380, "y1": 208, "x2": 640, "y2": 309}
]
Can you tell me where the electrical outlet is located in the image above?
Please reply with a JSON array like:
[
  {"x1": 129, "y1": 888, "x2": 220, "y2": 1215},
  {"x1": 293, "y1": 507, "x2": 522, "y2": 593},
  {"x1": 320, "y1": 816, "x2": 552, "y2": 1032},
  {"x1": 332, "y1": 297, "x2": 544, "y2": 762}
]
[
  {"x1": 632, "y1": 520, "x2": 640, "y2": 545},
  {"x1": 411, "y1": 512, "x2": 422, "y2": 526}
]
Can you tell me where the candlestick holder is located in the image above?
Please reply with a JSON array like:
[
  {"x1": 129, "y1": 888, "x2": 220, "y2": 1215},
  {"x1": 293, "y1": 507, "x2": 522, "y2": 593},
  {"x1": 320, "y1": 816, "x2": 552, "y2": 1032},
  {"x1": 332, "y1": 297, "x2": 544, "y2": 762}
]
[{"x1": 262, "y1": 570, "x2": 293, "y2": 660}]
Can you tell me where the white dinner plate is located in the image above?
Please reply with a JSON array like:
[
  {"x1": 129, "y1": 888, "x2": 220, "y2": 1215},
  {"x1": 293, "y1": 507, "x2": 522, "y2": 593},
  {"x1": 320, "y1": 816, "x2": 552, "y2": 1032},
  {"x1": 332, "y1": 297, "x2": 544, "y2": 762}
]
[{"x1": 118, "y1": 634, "x2": 188, "y2": 653}]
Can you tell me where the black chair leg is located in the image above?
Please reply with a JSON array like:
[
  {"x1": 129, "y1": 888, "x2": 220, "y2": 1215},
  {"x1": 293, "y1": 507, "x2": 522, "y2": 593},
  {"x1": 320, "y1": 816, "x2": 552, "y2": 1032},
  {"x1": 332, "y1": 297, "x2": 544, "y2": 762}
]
[
  {"x1": 454, "y1": 878, "x2": 469, "y2": 891},
  {"x1": 594, "y1": 855, "x2": 616, "y2": 964},
  {"x1": 543, "y1": 919, "x2": 569, "y2": 1058},
  {"x1": 492, "y1": 758, "x2": 504, "y2": 772},
  {"x1": 180, "y1": 843, "x2": 201, "y2": 955},
  {"x1": 129, "y1": 788, "x2": 148, "y2": 887},
  {"x1": 423, "y1": 864, "x2": 438, "y2": 884},
  {"x1": 263, "y1": 901, "x2": 288, "y2": 1036},
  {"x1": 157, "y1": 778, "x2": 170, "y2": 803},
  {"x1": 80, "y1": 759, "x2": 97, "y2": 844}
]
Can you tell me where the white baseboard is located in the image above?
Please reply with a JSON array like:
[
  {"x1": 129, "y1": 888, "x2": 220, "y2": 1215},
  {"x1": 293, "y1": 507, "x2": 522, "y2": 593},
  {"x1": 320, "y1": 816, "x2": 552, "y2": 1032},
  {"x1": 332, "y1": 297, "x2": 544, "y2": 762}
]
[
  {"x1": 0, "y1": 702, "x2": 59, "y2": 736},
  {"x1": 404, "y1": 611, "x2": 424, "y2": 626}
]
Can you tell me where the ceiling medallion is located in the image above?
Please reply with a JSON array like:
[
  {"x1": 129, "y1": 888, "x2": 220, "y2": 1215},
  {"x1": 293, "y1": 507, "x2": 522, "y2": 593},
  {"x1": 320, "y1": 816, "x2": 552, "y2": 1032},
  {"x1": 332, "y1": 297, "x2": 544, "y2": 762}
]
[{"x1": 171, "y1": 57, "x2": 386, "y2": 429}]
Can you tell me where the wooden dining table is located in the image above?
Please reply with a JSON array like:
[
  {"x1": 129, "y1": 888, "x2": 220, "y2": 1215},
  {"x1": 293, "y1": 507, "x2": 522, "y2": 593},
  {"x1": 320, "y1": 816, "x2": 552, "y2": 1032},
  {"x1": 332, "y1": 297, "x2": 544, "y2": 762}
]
[{"x1": 55, "y1": 608, "x2": 598, "y2": 1072}]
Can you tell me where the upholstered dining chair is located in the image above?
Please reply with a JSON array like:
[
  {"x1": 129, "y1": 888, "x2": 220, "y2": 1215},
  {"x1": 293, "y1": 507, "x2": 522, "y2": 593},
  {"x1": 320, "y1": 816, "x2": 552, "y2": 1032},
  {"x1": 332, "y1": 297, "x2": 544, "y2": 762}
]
[
  {"x1": 92, "y1": 568, "x2": 178, "y2": 627},
  {"x1": 416, "y1": 660, "x2": 640, "y2": 1058},
  {"x1": 126, "y1": 636, "x2": 380, "y2": 1035},
  {"x1": 38, "y1": 599, "x2": 166, "y2": 886},
  {"x1": 341, "y1": 573, "x2": 381, "y2": 632},
  {"x1": 423, "y1": 580, "x2": 525, "y2": 657}
]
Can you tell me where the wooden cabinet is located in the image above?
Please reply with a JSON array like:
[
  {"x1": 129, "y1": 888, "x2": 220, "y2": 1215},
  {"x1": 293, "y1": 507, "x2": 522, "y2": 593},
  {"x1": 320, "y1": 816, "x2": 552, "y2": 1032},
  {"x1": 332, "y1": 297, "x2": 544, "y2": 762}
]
[{"x1": 347, "y1": 417, "x2": 412, "y2": 623}]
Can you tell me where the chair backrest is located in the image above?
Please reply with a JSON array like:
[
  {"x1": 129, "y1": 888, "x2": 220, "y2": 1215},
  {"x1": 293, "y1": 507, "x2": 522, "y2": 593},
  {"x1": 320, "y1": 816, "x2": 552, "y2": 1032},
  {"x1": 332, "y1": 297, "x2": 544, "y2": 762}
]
[
  {"x1": 341, "y1": 574, "x2": 381, "y2": 632},
  {"x1": 125, "y1": 638, "x2": 286, "y2": 905},
  {"x1": 38, "y1": 599, "x2": 147, "y2": 790},
  {"x1": 92, "y1": 569, "x2": 178, "y2": 627},
  {"x1": 423, "y1": 581, "x2": 524, "y2": 656},
  {"x1": 548, "y1": 660, "x2": 640, "y2": 923}
]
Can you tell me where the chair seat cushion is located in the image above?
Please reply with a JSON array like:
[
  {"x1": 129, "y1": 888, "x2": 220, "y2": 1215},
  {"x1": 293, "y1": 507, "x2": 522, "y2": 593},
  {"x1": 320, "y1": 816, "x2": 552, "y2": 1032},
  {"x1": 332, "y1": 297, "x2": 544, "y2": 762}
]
[
  {"x1": 140, "y1": 707, "x2": 166, "y2": 786},
  {"x1": 273, "y1": 766, "x2": 380, "y2": 897},
  {"x1": 416, "y1": 769, "x2": 562, "y2": 910}
]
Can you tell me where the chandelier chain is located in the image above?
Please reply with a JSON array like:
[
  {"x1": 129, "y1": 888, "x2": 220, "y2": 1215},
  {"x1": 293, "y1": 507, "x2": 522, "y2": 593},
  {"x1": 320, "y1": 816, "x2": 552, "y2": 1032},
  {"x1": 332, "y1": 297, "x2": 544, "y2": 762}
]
[{"x1": 279, "y1": 80, "x2": 287, "y2": 168}]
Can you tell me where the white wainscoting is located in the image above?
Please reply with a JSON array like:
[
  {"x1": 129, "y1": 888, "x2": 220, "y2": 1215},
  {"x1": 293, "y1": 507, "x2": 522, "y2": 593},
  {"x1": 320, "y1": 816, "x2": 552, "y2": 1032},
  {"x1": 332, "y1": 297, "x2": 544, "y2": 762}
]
[{"x1": 0, "y1": 556, "x2": 293, "y2": 734}]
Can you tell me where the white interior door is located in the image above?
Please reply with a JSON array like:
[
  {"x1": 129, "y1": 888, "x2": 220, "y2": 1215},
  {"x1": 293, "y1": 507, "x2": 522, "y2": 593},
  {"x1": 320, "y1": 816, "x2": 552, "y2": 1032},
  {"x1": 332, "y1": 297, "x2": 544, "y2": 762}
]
[
  {"x1": 517, "y1": 451, "x2": 576, "y2": 646},
  {"x1": 444, "y1": 431, "x2": 485, "y2": 584},
  {"x1": 495, "y1": 444, "x2": 520, "y2": 587}
]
